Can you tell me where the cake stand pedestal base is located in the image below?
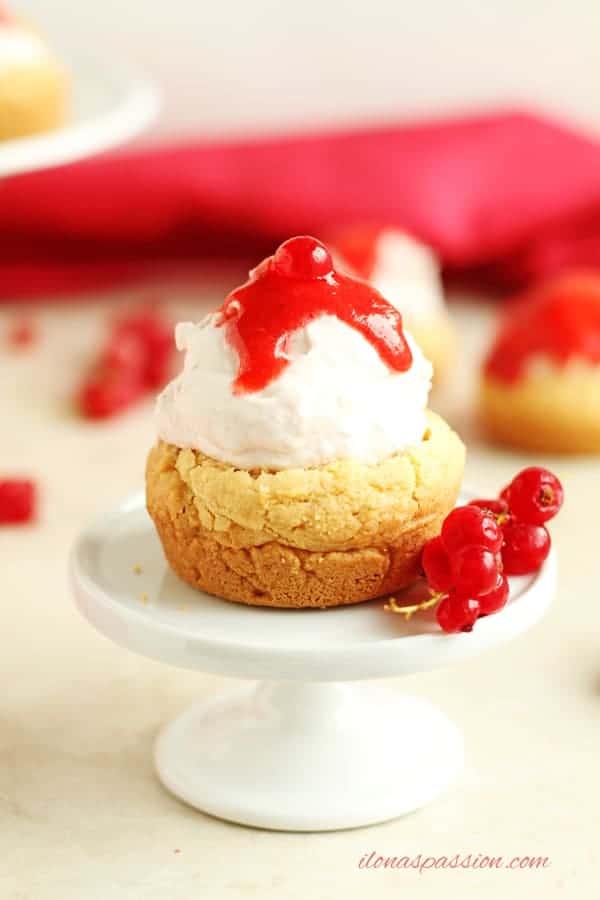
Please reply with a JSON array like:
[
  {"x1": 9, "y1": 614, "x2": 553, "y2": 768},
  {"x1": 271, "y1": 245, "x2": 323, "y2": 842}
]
[
  {"x1": 154, "y1": 681, "x2": 463, "y2": 831},
  {"x1": 71, "y1": 490, "x2": 555, "y2": 833}
]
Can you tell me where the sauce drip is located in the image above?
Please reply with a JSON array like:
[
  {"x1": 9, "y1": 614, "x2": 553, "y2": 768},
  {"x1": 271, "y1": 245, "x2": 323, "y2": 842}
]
[{"x1": 217, "y1": 236, "x2": 413, "y2": 394}]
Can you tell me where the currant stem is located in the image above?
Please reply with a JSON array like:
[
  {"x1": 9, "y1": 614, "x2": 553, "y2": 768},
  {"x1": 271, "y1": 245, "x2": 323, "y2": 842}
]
[{"x1": 384, "y1": 590, "x2": 445, "y2": 620}]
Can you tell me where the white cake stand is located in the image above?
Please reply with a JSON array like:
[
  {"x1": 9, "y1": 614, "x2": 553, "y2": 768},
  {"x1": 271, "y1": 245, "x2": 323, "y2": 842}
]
[
  {"x1": 0, "y1": 53, "x2": 159, "y2": 177},
  {"x1": 70, "y1": 490, "x2": 556, "y2": 832}
]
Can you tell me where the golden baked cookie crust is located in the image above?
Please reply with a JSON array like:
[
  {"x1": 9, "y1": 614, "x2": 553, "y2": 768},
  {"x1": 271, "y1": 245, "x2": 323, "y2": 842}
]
[
  {"x1": 146, "y1": 411, "x2": 465, "y2": 608},
  {"x1": 0, "y1": 59, "x2": 68, "y2": 141},
  {"x1": 480, "y1": 371, "x2": 600, "y2": 454}
]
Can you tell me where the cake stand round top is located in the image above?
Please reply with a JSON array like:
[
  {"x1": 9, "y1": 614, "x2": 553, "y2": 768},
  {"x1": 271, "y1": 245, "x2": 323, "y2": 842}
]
[
  {"x1": 71, "y1": 491, "x2": 556, "y2": 683},
  {"x1": 0, "y1": 53, "x2": 159, "y2": 177}
]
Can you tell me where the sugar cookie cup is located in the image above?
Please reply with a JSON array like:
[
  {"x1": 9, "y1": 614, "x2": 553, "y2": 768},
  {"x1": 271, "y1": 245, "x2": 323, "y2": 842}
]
[
  {"x1": 146, "y1": 411, "x2": 465, "y2": 608},
  {"x1": 480, "y1": 366, "x2": 600, "y2": 454}
]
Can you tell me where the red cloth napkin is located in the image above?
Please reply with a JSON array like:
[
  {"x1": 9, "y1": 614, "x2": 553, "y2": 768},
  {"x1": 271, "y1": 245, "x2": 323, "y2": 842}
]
[{"x1": 3, "y1": 109, "x2": 600, "y2": 300}]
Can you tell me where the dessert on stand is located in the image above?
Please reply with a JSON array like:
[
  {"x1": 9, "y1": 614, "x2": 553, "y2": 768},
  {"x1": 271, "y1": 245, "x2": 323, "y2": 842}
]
[
  {"x1": 71, "y1": 237, "x2": 560, "y2": 831},
  {"x1": 71, "y1": 484, "x2": 556, "y2": 830},
  {"x1": 147, "y1": 236, "x2": 465, "y2": 608}
]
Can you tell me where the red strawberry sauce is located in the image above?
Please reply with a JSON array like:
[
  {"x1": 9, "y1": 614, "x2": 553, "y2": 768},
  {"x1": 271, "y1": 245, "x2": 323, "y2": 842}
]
[
  {"x1": 485, "y1": 272, "x2": 600, "y2": 384},
  {"x1": 216, "y1": 236, "x2": 412, "y2": 394}
]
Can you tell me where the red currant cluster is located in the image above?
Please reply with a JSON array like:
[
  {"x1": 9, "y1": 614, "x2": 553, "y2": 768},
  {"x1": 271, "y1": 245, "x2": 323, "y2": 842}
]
[
  {"x1": 78, "y1": 308, "x2": 174, "y2": 419},
  {"x1": 0, "y1": 479, "x2": 36, "y2": 525},
  {"x1": 422, "y1": 467, "x2": 563, "y2": 633}
]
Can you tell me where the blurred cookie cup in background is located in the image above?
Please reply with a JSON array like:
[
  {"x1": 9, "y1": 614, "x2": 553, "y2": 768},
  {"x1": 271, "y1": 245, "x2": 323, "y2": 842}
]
[
  {"x1": 0, "y1": 4, "x2": 68, "y2": 140},
  {"x1": 480, "y1": 271, "x2": 600, "y2": 454}
]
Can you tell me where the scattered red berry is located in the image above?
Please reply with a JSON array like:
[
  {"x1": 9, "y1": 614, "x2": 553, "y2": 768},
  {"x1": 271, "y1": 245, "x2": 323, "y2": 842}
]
[
  {"x1": 101, "y1": 330, "x2": 146, "y2": 374},
  {"x1": 478, "y1": 575, "x2": 509, "y2": 615},
  {"x1": 144, "y1": 349, "x2": 174, "y2": 389},
  {"x1": 468, "y1": 497, "x2": 509, "y2": 517},
  {"x1": 116, "y1": 309, "x2": 172, "y2": 352},
  {"x1": 441, "y1": 505, "x2": 503, "y2": 555},
  {"x1": 504, "y1": 467, "x2": 564, "y2": 525},
  {"x1": 78, "y1": 372, "x2": 145, "y2": 420},
  {"x1": 0, "y1": 479, "x2": 36, "y2": 524},
  {"x1": 7, "y1": 318, "x2": 37, "y2": 349},
  {"x1": 77, "y1": 306, "x2": 174, "y2": 419},
  {"x1": 112, "y1": 309, "x2": 174, "y2": 388},
  {"x1": 436, "y1": 593, "x2": 480, "y2": 633},
  {"x1": 501, "y1": 522, "x2": 551, "y2": 575},
  {"x1": 450, "y1": 545, "x2": 500, "y2": 596},
  {"x1": 422, "y1": 536, "x2": 454, "y2": 592}
]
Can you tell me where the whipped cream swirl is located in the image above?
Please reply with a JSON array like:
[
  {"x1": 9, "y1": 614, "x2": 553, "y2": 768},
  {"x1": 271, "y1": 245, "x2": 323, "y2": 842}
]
[{"x1": 156, "y1": 313, "x2": 433, "y2": 470}]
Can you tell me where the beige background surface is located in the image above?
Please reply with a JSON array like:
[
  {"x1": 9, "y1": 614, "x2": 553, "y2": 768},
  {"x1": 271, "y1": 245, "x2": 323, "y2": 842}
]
[
  {"x1": 1, "y1": 287, "x2": 598, "y2": 899},
  {"x1": 25, "y1": 0, "x2": 600, "y2": 140}
]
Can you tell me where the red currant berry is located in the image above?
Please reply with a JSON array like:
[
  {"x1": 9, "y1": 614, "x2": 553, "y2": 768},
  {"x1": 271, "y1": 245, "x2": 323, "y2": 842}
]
[
  {"x1": 505, "y1": 467, "x2": 564, "y2": 525},
  {"x1": 468, "y1": 497, "x2": 509, "y2": 517},
  {"x1": 7, "y1": 318, "x2": 37, "y2": 349},
  {"x1": 113, "y1": 309, "x2": 174, "y2": 389},
  {"x1": 115, "y1": 309, "x2": 171, "y2": 348},
  {"x1": 0, "y1": 479, "x2": 36, "y2": 524},
  {"x1": 436, "y1": 593, "x2": 480, "y2": 633},
  {"x1": 102, "y1": 331, "x2": 145, "y2": 374},
  {"x1": 478, "y1": 574, "x2": 509, "y2": 616},
  {"x1": 144, "y1": 350, "x2": 173, "y2": 389},
  {"x1": 422, "y1": 536, "x2": 454, "y2": 592},
  {"x1": 501, "y1": 522, "x2": 551, "y2": 575},
  {"x1": 79, "y1": 372, "x2": 144, "y2": 420},
  {"x1": 272, "y1": 236, "x2": 334, "y2": 279},
  {"x1": 450, "y1": 545, "x2": 500, "y2": 596},
  {"x1": 441, "y1": 505, "x2": 503, "y2": 555}
]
